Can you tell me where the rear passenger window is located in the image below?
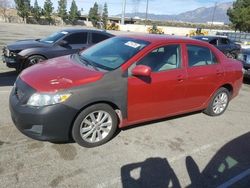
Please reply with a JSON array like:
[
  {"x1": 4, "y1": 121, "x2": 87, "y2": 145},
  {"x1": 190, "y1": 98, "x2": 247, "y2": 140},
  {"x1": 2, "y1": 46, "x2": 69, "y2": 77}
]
[
  {"x1": 187, "y1": 45, "x2": 217, "y2": 67},
  {"x1": 137, "y1": 45, "x2": 181, "y2": 72},
  {"x1": 64, "y1": 32, "x2": 87, "y2": 44},
  {"x1": 92, "y1": 33, "x2": 109, "y2": 43}
]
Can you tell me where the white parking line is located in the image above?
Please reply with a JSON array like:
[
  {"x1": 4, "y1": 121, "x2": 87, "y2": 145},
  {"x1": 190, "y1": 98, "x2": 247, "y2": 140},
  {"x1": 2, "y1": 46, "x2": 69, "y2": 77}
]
[{"x1": 0, "y1": 90, "x2": 10, "y2": 94}]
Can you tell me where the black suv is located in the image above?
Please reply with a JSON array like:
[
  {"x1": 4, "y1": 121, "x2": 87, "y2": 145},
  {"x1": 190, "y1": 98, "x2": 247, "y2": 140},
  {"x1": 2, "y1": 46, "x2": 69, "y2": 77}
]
[
  {"x1": 192, "y1": 36, "x2": 241, "y2": 59},
  {"x1": 2, "y1": 29, "x2": 113, "y2": 72}
]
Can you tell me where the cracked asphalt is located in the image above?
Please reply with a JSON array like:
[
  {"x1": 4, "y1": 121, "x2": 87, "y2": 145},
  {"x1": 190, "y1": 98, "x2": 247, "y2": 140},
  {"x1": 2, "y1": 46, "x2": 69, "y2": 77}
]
[{"x1": 0, "y1": 22, "x2": 249, "y2": 188}]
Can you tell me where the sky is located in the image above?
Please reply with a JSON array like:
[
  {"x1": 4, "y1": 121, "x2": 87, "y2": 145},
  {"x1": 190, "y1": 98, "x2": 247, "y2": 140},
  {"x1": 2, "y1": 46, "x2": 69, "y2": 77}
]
[{"x1": 28, "y1": 0, "x2": 234, "y2": 15}]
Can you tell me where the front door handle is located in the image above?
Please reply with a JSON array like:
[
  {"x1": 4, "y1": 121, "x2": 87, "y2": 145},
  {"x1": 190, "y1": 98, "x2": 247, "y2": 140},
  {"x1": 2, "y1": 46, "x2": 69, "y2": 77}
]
[{"x1": 177, "y1": 75, "x2": 184, "y2": 82}]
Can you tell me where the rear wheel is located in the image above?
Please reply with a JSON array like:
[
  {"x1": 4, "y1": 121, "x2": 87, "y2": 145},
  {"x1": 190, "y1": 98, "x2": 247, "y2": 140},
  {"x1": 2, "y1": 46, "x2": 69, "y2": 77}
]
[
  {"x1": 72, "y1": 103, "x2": 118, "y2": 147},
  {"x1": 204, "y1": 87, "x2": 230, "y2": 116}
]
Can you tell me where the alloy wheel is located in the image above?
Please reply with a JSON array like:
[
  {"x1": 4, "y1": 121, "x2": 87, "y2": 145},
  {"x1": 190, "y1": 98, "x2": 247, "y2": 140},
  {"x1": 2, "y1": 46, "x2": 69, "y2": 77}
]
[{"x1": 80, "y1": 110, "x2": 113, "y2": 143}]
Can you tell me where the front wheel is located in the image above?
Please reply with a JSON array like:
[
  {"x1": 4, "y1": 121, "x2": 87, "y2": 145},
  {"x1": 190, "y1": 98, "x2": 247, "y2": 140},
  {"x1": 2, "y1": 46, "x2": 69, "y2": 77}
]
[
  {"x1": 72, "y1": 103, "x2": 118, "y2": 147},
  {"x1": 204, "y1": 87, "x2": 230, "y2": 116},
  {"x1": 26, "y1": 55, "x2": 46, "y2": 68}
]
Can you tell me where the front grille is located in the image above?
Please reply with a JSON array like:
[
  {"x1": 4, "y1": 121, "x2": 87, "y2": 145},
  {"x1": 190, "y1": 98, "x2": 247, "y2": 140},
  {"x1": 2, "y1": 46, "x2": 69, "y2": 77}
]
[
  {"x1": 14, "y1": 78, "x2": 36, "y2": 104},
  {"x1": 15, "y1": 87, "x2": 25, "y2": 101}
]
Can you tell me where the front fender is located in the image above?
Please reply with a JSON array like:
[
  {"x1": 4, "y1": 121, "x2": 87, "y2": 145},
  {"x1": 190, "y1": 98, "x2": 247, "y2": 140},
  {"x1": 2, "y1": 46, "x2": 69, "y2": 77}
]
[{"x1": 18, "y1": 48, "x2": 48, "y2": 59}]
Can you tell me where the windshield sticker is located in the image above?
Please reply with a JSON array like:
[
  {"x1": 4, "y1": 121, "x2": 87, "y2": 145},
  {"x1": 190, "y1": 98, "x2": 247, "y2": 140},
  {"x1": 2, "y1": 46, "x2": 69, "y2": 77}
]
[
  {"x1": 125, "y1": 41, "x2": 141, "y2": 48},
  {"x1": 61, "y1": 31, "x2": 68, "y2": 35}
]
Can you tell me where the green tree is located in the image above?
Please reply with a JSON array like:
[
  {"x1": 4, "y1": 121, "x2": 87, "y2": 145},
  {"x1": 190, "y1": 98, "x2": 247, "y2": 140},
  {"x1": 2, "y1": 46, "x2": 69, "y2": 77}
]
[
  {"x1": 32, "y1": 0, "x2": 41, "y2": 22},
  {"x1": 69, "y1": 0, "x2": 79, "y2": 24},
  {"x1": 58, "y1": 0, "x2": 67, "y2": 23},
  {"x1": 89, "y1": 2, "x2": 100, "y2": 27},
  {"x1": 14, "y1": 0, "x2": 30, "y2": 23},
  {"x1": 44, "y1": 0, "x2": 54, "y2": 24},
  {"x1": 102, "y1": 2, "x2": 108, "y2": 29},
  {"x1": 227, "y1": 0, "x2": 250, "y2": 32}
]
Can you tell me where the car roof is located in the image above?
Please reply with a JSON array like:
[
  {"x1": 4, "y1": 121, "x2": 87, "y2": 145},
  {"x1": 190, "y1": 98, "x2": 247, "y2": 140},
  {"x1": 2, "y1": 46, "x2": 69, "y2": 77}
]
[
  {"x1": 60, "y1": 28, "x2": 113, "y2": 36},
  {"x1": 117, "y1": 34, "x2": 209, "y2": 45}
]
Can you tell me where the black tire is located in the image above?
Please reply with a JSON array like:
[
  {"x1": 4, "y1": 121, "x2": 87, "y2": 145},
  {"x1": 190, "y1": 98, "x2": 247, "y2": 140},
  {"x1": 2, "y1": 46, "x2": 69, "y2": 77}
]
[
  {"x1": 26, "y1": 55, "x2": 46, "y2": 68},
  {"x1": 72, "y1": 103, "x2": 118, "y2": 148},
  {"x1": 204, "y1": 87, "x2": 230, "y2": 116}
]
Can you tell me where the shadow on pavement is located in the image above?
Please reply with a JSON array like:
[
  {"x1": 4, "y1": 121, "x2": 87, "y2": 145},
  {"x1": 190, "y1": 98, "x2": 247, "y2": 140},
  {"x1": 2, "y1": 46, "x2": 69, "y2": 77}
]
[
  {"x1": 121, "y1": 132, "x2": 250, "y2": 188},
  {"x1": 187, "y1": 132, "x2": 250, "y2": 188},
  {"x1": 0, "y1": 71, "x2": 17, "y2": 86},
  {"x1": 121, "y1": 157, "x2": 181, "y2": 188}
]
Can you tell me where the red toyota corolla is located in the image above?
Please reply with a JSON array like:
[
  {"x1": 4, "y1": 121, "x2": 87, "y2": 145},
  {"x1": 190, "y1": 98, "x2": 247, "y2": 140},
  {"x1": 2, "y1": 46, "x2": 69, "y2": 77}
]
[{"x1": 9, "y1": 35, "x2": 243, "y2": 147}]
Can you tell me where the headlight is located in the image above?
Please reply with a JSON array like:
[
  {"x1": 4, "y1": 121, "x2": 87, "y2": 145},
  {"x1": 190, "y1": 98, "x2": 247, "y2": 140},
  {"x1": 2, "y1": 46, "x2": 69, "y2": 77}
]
[
  {"x1": 27, "y1": 93, "x2": 71, "y2": 107},
  {"x1": 3, "y1": 47, "x2": 10, "y2": 57}
]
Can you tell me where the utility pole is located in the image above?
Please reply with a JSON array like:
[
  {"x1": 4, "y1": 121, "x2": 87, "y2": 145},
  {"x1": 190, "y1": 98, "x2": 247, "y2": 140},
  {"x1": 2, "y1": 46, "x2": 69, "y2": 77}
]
[
  {"x1": 145, "y1": 0, "x2": 149, "y2": 25},
  {"x1": 121, "y1": 0, "x2": 126, "y2": 25},
  {"x1": 211, "y1": 2, "x2": 217, "y2": 29}
]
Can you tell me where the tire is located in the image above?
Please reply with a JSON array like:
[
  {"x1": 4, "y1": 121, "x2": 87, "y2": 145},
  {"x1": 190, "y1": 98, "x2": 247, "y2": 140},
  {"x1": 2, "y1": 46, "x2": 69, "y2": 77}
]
[
  {"x1": 26, "y1": 55, "x2": 46, "y2": 68},
  {"x1": 72, "y1": 103, "x2": 118, "y2": 148},
  {"x1": 204, "y1": 87, "x2": 230, "y2": 116}
]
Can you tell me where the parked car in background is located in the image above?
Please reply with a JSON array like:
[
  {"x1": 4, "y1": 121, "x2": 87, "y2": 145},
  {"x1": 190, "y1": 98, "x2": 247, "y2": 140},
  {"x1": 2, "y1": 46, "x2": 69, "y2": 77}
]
[
  {"x1": 2, "y1": 29, "x2": 113, "y2": 72},
  {"x1": 10, "y1": 35, "x2": 243, "y2": 147},
  {"x1": 237, "y1": 49, "x2": 250, "y2": 78},
  {"x1": 192, "y1": 36, "x2": 241, "y2": 59}
]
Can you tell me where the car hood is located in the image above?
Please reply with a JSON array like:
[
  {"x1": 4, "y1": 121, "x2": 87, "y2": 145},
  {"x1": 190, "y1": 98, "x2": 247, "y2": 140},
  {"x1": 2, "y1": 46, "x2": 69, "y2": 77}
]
[
  {"x1": 7, "y1": 39, "x2": 50, "y2": 51},
  {"x1": 20, "y1": 55, "x2": 104, "y2": 92}
]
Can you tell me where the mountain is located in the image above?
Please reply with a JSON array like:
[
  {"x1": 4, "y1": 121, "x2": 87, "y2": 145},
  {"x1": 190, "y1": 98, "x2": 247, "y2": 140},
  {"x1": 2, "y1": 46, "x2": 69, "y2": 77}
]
[{"x1": 117, "y1": 2, "x2": 233, "y2": 24}]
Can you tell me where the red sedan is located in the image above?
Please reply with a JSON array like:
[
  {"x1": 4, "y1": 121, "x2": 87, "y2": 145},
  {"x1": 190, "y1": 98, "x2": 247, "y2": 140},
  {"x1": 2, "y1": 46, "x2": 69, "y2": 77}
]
[{"x1": 9, "y1": 35, "x2": 243, "y2": 147}]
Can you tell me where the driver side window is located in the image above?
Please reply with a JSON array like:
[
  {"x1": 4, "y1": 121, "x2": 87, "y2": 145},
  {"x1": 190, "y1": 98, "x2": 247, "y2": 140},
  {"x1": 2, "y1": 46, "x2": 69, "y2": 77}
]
[{"x1": 136, "y1": 44, "x2": 181, "y2": 72}]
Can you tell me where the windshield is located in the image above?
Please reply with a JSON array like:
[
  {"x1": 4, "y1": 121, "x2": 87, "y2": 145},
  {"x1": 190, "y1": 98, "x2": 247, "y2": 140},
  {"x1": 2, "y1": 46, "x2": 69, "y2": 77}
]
[
  {"x1": 40, "y1": 31, "x2": 68, "y2": 43},
  {"x1": 79, "y1": 37, "x2": 150, "y2": 71}
]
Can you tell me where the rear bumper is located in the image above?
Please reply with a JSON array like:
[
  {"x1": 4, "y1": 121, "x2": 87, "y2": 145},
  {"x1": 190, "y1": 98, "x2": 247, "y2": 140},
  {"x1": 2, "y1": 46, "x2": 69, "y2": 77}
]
[{"x1": 9, "y1": 87, "x2": 78, "y2": 142}]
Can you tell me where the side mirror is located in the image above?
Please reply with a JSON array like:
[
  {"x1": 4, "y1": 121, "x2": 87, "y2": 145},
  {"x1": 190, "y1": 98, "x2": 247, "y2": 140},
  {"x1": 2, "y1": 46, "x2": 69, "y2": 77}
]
[
  {"x1": 58, "y1": 40, "x2": 68, "y2": 46},
  {"x1": 132, "y1": 65, "x2": 152, "y2": 77}
]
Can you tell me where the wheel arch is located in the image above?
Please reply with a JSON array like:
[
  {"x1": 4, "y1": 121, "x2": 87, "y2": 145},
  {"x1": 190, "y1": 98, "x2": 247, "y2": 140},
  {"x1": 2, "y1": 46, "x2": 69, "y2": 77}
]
[
  {"x1": 27, "y1": 54, "x2": 48, "y2": 60},
  {"x1": 69, "y1": 100, "x2": 122, "y2": 139},
  {"x1": 204, "y1": 83, "x2": 234, "y2": 109},
  {"x1": 220, "y1": 83, "x2": 233, "y2": 98}
]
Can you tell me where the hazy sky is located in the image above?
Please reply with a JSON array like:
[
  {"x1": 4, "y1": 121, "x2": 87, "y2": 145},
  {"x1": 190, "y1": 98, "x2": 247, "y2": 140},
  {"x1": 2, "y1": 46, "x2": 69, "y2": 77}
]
[{"x1": 29, "y1": 0, "x2": 234, "y2": 15}]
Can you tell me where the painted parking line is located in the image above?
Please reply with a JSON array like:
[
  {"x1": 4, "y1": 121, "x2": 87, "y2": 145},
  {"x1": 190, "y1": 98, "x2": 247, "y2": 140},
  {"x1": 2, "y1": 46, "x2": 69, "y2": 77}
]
[{"x1": 0, "y1": 90, "x2": 10, "y2": 93}]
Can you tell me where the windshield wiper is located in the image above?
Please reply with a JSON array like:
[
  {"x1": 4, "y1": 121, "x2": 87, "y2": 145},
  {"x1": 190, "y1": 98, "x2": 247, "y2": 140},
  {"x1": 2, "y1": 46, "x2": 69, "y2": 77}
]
[{"x1": 78, "y1": 53, "x2": 99, "y2": 71}]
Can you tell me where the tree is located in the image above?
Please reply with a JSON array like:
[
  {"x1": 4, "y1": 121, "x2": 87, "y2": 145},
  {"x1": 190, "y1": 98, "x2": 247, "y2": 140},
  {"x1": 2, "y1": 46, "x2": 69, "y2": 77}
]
[
  {"x1": 102, "y1": 2, "x2": 108, "y2": 29},
  {"x1": 32, "y1": 0, "x2": 41, "y2": 22},
  {"x1": 69, "y1": 0, "x2": 79, "y2": 24},
  {"x1": 0, "y1": 0, "x2": 11, "y2": 22},
  {"x1": 88, "y1": 2, "x2": 100, "y2": 27},
  {"x1": 227, "y1": 0, "x2": 250, "y2": 32},
  {"x1": 44, "y1": 0, "x2": 53, "y2": 24},
  {"x1": 58, "y1": 0, "x2": 67, "y2": 23},
  {"x1": 14, "y1": 0, "x2": 30, "y2": 23}
]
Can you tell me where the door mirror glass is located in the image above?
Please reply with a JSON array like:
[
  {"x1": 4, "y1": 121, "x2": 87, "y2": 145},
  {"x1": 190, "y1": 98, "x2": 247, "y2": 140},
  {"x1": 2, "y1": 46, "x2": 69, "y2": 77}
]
[
  {"x1": 58, "y1": 40, "x2": 68, "y2": 46},
  {"x1": 132, "y1": 65, "x2": 152, "y2": 77}
]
